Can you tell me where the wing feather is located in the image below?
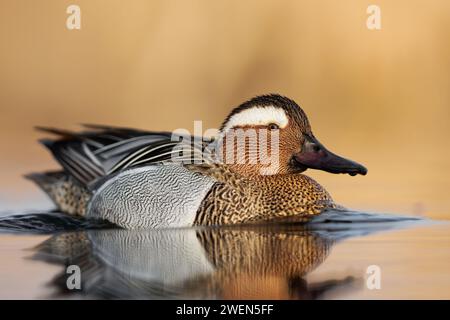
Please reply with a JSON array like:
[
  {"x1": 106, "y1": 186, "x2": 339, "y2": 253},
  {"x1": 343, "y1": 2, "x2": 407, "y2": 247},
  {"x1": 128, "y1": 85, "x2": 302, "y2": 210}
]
[{"x1": 36, "y1": 125, "x2": 214, "y2": 186}]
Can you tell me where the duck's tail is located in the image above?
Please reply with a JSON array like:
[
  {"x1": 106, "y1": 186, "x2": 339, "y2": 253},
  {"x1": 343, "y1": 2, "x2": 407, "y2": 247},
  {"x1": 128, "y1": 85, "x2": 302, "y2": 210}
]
[{"x1": 25, "y1": 171, "x2": 91, "y2": 216}]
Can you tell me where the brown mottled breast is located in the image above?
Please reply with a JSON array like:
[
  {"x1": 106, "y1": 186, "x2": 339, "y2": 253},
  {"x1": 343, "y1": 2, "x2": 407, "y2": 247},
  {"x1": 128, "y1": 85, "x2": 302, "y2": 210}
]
[{"x1": 194, "y1": 172, "x2": 337, "y2": 226}]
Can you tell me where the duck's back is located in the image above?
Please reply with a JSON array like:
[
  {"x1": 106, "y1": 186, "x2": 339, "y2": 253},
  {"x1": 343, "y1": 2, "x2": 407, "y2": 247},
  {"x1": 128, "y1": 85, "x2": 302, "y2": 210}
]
[
  {"x1": 28, "y1": 125, "x2": 218, "y2": 228},
  {"x1": 87, "y1": 164, "x2": 215, "y2": 229}
]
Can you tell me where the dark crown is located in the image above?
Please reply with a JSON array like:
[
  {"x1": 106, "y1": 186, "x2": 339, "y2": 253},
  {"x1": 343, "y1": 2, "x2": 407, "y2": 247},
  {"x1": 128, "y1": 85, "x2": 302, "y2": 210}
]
[{"x1": 220, "y1": 94, "x2": 310, "y2": 131}]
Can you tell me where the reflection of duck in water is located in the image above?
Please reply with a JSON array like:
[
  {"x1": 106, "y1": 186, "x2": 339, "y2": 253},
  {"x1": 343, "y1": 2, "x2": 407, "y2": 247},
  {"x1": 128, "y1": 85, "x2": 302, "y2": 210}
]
[
  {"x1": 32, "y1": 224, "x2": 362, "y2": 299},
  {"x1": 24, "y1": 209, "x2": 423, "y2": 299},
  {"x1": 28, "y1": 94, "x2": 367, "y2": 229}
]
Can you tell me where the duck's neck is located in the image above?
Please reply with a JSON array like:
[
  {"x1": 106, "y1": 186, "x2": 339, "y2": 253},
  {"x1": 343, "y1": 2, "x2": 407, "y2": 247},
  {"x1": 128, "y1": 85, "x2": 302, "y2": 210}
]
[{"x1": 211, "y1": 131, "x2": 290, "y2": 176}]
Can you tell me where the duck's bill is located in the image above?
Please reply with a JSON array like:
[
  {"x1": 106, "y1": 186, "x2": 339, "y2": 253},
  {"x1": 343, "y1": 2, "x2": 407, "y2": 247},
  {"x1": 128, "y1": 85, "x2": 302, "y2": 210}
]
[{"x1": 293, "y1": 134, "x2": 367, "y2": 176}]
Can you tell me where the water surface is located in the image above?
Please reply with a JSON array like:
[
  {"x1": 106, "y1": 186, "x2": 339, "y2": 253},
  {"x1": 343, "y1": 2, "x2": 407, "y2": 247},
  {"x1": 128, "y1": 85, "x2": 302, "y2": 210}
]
[{"x1": 1, "y1": 211, "x2": 448, "y2": 299}]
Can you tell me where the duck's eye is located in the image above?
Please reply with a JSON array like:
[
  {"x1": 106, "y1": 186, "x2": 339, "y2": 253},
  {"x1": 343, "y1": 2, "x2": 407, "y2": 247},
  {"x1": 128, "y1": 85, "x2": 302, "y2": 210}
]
[{"x1": 268, "y1": 123, "x2": 279, "y2": 130}]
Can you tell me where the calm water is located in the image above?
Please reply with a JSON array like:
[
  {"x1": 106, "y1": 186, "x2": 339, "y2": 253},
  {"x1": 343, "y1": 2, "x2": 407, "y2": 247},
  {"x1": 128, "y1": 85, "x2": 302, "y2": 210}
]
[{"x1": 0, "y1": 211, "x2": 449, "y2": 299}]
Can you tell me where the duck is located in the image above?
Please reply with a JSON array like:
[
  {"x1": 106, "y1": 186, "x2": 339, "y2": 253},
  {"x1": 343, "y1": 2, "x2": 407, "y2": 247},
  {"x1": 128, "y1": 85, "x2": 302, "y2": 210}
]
[{"x1": 27, "y1": 94, "x2": 367, "y2": 229}]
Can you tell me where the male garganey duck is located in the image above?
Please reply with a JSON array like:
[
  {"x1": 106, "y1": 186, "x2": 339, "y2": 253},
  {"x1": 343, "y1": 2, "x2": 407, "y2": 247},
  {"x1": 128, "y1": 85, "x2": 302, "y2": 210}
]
[{"x1": 28, "y1": 94, "x2": 367, "y2": 229}]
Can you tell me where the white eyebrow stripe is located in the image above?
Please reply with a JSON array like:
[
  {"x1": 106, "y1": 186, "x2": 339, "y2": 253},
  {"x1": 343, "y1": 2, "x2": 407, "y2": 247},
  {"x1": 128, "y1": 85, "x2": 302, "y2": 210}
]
[{"x1": 221, "y1": 106, "x2": 289, "y2": 132}]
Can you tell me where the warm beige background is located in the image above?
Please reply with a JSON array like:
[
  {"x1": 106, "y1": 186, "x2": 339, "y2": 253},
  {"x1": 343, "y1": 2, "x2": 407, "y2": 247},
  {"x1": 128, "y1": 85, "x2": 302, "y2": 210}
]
[{"x1": 0, "y1": 0, "x2": 449, "y2": 218}]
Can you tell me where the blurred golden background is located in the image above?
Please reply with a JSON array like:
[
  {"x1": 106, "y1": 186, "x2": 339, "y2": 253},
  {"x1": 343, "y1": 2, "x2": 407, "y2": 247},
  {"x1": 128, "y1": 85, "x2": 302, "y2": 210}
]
[{"x1": 0, "y1": 0, "x2": 449, "y2": 218}]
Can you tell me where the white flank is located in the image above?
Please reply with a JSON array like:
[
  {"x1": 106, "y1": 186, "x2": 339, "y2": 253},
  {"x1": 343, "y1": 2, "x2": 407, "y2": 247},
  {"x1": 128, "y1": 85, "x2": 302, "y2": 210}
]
[{"x1": 220, "y1": 106, "x2": 289, "y2": 133}]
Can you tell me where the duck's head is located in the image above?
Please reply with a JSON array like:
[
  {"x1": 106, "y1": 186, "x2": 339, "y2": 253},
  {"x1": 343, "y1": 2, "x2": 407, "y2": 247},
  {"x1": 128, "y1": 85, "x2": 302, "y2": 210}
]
[{"x1": 218, "y1": 94, "x2": 367, "y2": 177}]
